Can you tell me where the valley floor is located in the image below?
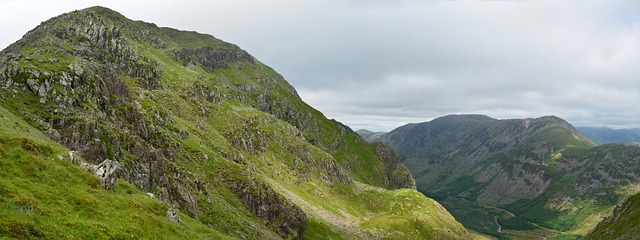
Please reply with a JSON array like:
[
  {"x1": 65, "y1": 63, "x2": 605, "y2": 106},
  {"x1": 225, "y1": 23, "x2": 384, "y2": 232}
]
[{"x1": 436, "y1": 196, "x2": 584, "y2": 240}]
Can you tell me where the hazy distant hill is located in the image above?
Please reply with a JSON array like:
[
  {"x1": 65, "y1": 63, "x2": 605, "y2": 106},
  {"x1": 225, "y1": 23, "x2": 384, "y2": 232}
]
[
  {"x1": 577, "y1": 127, "x2": 640, "y2": 146},
  {"x1": 355, "y1": 129, "x2": 387, "y2": 142},
  {"x1": 365, "y1": 114, "x2": 640, "y2": 239}
]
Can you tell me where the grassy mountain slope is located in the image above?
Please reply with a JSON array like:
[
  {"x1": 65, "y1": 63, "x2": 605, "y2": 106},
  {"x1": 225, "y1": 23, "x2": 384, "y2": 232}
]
[
  {"x1": 0, "y1": 6, "x2": 469, "y2": 239},
  {"x1": 369, "y1": 114, "x2": 640, "y2": 239},
  {"x1": 0, "y1": 104, "x2": 232, "y2": 239},
  {"x1": 585, "y1": 193, "x2": 640, "y2": 239}
]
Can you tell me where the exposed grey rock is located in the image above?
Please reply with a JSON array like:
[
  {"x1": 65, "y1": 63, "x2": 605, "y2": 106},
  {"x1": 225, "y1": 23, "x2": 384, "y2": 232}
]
[
  {"x1": 68, "y1": 150, "x2": 81, "y2": 165},
  {"x1": 26, "y1": 79, "x2": 39, "y2": 93},
  {"x1": 94, "y1": 159, "x2": 123, "y2": 189},
  {"x1": 78, "y1": 159, "x2": 123, "y2": 190},
  {"x1": 170, "y1": 46, "x2": 254, "y2": 72},
  {"x1": 167, "y1": 206, "x2": 181, "y2": 223},
  {"x1": 66, "y1": 151, "x2": 123, "y2": 190},
  {"x1": 226, "y1": 176, "x2": 306, "y2": 239},
  {"x1": 374, "y1": 142, "x2": 416, "y2": 190}
]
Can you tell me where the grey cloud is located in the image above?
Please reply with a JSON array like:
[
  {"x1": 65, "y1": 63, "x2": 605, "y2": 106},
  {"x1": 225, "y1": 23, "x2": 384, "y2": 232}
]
[{"x1": 1, "y1": 0, "x2": 639, "y2": 131}]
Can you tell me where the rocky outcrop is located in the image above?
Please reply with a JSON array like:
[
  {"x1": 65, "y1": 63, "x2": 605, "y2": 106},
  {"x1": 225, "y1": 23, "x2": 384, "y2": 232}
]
[
  {"x1": 92, "y1": 159, "x2": 123, "y2": 189},
  {"x1": 226, "y1": 176, "x2": 307, "y2": 239},
  {"x1": 171, "y1": 46, "x2": 254, "y2": 72},
  {"x1": 67, "y1": 151, "x2": 124, "y2": 190},
  {"x1": 167, "y1": 206, "x2": 181, "y2": 223},
  {"x1": 0, "y1": 6, "x2": 176, "y2": 197},
  {"x1": 374, "y1": 142, "x2": 416, "y2": 190}
]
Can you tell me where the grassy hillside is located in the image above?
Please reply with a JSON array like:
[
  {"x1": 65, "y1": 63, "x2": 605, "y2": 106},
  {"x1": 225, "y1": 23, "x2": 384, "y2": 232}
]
[
  {"x1": 0, "y1": 6, "x2": 468, "y2": 239},
  {"x1": 0, "y1": 105, "x2": 232, "y2": 239},
  {"x1": 585, "y1": 193, "x2": 640, "y2": 239}
]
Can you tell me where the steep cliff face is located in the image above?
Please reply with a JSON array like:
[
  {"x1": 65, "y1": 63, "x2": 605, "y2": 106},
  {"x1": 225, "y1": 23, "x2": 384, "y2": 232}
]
[
  {"x1": 369, "y1": 114, "x2": 640, "y2": 237},
  {"x1": 373, "y1": 142, "x2": 416, "y2": 190},
  {"x1": 0, "y1": 6, "x2": 468, "y2": 239}
]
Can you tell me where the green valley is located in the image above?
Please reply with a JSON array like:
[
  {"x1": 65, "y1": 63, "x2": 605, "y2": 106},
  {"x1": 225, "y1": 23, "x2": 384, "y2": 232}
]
[{"x1": 363, "y1": 114, "x2": 640, "y2": 239}]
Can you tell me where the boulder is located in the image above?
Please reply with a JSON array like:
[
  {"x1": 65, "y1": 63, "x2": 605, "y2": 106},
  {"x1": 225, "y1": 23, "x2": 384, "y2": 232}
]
[
  {"x1": 94, "y1": 159, "x2": 123, "y2": 190},
  {"x1": 76, "y1": 158, "x2": 123, "y2": 190},
  {"x1": 167, "y1": 206, "x2": 181, "y2": 223}
]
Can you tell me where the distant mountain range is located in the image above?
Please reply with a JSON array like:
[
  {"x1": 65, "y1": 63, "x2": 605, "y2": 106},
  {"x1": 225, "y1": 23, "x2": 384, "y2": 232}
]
[
  {"x1": 359, "y1": 114, "x2": 640, "y2": 239},
  {"x1": 576, "y1": 127, "x2": 640, "y2": 146},
  {"x1": 360, "y1": 123, "x2": 640, "y2": 147}
]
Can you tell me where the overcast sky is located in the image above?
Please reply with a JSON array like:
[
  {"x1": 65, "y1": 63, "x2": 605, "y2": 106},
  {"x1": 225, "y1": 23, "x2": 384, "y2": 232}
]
[{"x1": 2, "y1": 0, "x2": 639, "y2": 131}]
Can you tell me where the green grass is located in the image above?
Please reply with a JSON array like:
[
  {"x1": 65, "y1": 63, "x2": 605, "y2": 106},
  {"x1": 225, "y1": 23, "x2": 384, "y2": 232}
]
[
  {"x1": 439, "y1": 197, "x2": 538, "y2": 240},
  {"x1": 585, "y1": 193, "x2": 640, "y2": 239},
  {"x1": 434, "y1": 175, "x2": 481, "y2": 200},
  {"x1": 303, "y1": 217, "x2": 355, "y2": 240},
  {"x1": 0, "y1": 105, "x2": 232, "y2": 239},
  {"x1": 266, "y1": 180, "x2": 472, "y2": 240},
  {"x1": 437, "y1": 197, "x2": 587, "y2": 240}
]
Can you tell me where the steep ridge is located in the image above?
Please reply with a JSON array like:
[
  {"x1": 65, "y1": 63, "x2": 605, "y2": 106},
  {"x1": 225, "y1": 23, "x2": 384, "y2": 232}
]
[
  {"x1": 368, "y1": 114, "x2": 640, "y2": 238},
  {"x1": 585, "y1": 192, "x2": 640, "y2": 239},
  {"x1": 0, "y1": 6, "x2": 468, "y2": 239}
]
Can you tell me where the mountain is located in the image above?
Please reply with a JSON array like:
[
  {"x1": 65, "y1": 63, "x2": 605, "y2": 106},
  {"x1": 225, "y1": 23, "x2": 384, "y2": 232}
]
[
  {"x1": 367, "y1": 114, "x2": 640, "y2": 239},
  {"x1": 585, "y1": 193, "x2": 640, "y2": 239},
  {"x1": 577, "y1": 127, "x2": 640, "y2": 146},
  {"x1": 355, "y1": 129, "x2": 387, "y2": 142},
  {"x1": 0, "y1": 7, "x2": 470, "y2": 239}
]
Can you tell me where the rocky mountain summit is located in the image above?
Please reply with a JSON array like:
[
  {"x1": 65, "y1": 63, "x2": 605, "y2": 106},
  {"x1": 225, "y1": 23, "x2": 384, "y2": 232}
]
[
  {"x1": 0, "y1": 6, "x2": 469, "y2": 239},
  {"x1": 363, "y1": 114, "x2": 640, "y2": 238}
]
